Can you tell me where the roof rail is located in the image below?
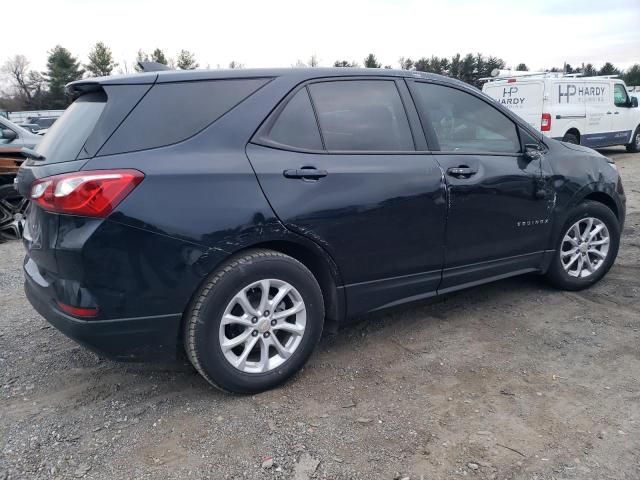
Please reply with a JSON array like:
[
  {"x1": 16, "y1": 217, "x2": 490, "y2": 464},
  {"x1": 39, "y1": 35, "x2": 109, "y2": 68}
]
[
  {"x1": 481, "y1": 71, "x2": 619, "y2": 83},
  {"x1": 136, "y1": 61, "x2": 171, "y2": 72}
]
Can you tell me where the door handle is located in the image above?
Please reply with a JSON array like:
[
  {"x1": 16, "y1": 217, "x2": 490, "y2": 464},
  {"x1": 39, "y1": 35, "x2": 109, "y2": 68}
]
[
  {"x1": 446, "y1": 166, "x2": 476, "y2": 178},
  {"x1": 606, "y1": 111, "x2": 612, "y2": 115},
  {"x1": 283, "y1": 168, "x2": 328, "y2": 180},
  {"x1": 614, "y1": 111, "x2": 620, "y2": 115}
]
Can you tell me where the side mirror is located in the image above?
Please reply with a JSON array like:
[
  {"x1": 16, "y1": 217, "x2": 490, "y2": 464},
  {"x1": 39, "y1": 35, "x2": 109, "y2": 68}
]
[
  {"x1": 524, "y1": 143, "x2": 543, "y2": 161},
  {"x1": 1, "y1": 129, "x2": 17, "y2": 141},
  {"x1": 631, "y1": 97, "x2": 638, "y2": 108}
]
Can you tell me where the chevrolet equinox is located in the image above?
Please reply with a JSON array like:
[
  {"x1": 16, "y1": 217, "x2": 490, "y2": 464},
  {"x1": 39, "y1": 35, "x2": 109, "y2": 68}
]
[{"x1": 17, "y1": 68, "x2": 626, "y2": 393}]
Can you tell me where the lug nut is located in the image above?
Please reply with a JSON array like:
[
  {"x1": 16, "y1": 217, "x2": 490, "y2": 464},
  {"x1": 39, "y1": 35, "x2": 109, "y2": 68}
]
[
  {"x1": 270, "y1": 319, "x2": 277, "y2": 326},
  {"x1": 251, "y1": 317, "x2": 258, "y2": 323},
  {"x1": 252, "y1": 330, "x2": 258, "y2": 337},
  {"x1": 263, "y1": 332, "x2": 270, "y2": 338},
  {"x1": 264, "y1": 310, "x2": 270, "y2": 317}
]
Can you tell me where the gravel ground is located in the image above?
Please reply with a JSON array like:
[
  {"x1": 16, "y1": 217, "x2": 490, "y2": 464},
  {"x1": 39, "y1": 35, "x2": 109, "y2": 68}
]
[{"x1": 1, "y1": 148, "x2": 639, "y2": 480}]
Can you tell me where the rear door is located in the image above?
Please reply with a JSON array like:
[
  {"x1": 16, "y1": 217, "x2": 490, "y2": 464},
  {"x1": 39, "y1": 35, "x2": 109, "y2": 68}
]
[
  {"x1": 408, "y1": 80, "x2": 553, "y2": 292},
  {"x1": 247, "y1": 78, "x2": 447, "y2": 316},
  {"x1": 483, "y1": 80, "x2": 544, "y2": 131}
]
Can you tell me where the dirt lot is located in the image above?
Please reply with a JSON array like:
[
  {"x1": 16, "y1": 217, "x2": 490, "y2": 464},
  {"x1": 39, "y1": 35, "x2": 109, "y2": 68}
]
[{"x1": 1, "y1": 148, "x2": 639, "y2": 480}]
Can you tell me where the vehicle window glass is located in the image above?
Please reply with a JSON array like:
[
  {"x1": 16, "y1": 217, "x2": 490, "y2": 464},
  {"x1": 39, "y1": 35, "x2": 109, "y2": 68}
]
[
  {"x1": 614, "y1": 84, "x2": 629, "y2": 107},
  {"x1": 308, "y1": 80, "x2": 414, "y2": 151},
  {"x1": 34, "y1": 92, "x2": 107, "y2": 164},
  {"x1": 264, "y1": 88, "x2": 322, "y2": 150},
  {"x1": 412, "y1": 82, "x2": 520, "y2": 153},
  {"x1": 100, "y1": 78, "x2": 269, "y2": 156}
]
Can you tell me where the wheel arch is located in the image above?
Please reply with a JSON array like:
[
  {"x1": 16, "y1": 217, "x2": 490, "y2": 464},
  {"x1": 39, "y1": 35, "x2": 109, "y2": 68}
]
[{"x1": 563, "y1": 127, "x2": 581, "y2": 143}]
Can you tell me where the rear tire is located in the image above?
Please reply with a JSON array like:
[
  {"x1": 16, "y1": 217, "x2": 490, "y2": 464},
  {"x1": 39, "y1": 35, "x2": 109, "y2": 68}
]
[
  {"x1": 184, "y1": 249, "x2": 324, "y2": 393},
  {"x1": 562, "y1": 132, "x2": 579, "y2": 145},
  {"x1": 626, "y1": 126, "x2": 640, "y2": 153},
  {"x1": 545, "y1": 201, "x2": 620, "y2": 291}
]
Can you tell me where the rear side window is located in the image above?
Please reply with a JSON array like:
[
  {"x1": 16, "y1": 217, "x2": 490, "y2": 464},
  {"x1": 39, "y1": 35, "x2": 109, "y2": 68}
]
[
  {"x1": 262, "y1": 88, "x2": 323, "y2": 150},
  {"x1": 308, "y1": 80, "x2": 414, "y2": 151},
  {"x1": 99, "y1": 78, "x2": 269, "y2": 156},
  {"x1": 412, "y1": 82, "x2": 520, "y2": 153},
  {"x1": 34, "y1": 92, "x2": 107, "y2": 164}
]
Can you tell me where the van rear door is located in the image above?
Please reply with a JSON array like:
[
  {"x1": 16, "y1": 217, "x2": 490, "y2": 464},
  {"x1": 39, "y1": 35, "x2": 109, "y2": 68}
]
[{"x1": 482, "y1": 80, "x2": 544, "y2": 130}]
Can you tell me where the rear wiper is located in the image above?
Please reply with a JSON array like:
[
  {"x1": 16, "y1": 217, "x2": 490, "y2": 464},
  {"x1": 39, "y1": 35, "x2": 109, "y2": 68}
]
[{"x1": 21, "y1": 147, "x2": 46, "y2": 161}]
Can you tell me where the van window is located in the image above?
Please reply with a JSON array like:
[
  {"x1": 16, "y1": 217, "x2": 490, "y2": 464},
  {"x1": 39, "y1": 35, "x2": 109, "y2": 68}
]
[
  {"x1": 614, "y1": 84, "x2": 630, "y2": 107},
  {"x1": 412, "y1": 82, "x2": 520, "y2": 153},
  {"x1": 308, "y1": 80, "x2": 414, "y2": 151},
  {"x1": 100, "y1": 78, "x2": 269, "y2": 156},
  {"x1": 263, "y1": 88, "x2": 323, "y2": 150},
  {"x1": 34, "y1": 92, "x2": 107, "y2": 164}
]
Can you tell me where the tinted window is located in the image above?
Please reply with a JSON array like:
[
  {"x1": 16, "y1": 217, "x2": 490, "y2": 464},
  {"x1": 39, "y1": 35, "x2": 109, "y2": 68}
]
[
  {"x1": 308, "y1": 80, "x2": 414, "y2": 151},
  {"x1": 34, "y1": 92, "x2": 107, "y2": 164},
  {"x1": 264, "y1": 88, "x2": 322, "y2": 150},
  {"x1": 614, "y1": 84, "x2": 629, "y2": 107},
  {"x1": 100, "y1": 78, "x2": 269, "y2": 155},
  {"x1": 412, "y1": 82, "x2": 520, "y2": 153}
]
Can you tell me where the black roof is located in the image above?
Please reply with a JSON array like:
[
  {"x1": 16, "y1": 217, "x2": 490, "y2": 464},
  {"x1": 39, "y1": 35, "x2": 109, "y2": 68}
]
[{"x1": 66, "y1": 67, "x2": 465, "y2": 95}]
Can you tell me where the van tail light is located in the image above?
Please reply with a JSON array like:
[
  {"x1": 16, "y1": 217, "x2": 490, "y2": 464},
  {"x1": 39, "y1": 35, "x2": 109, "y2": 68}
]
[
  {"x1": 541, "y1": 113, "x2": 552, "y2": 132},
  {"x1": 30, "y1": 169, "x2": 144, "y2": 217}
]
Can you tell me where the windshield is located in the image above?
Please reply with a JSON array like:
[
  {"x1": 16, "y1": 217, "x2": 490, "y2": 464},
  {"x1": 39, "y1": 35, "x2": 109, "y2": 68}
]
[{"x1": 34, "y1": 92, "x2": 107, "y2": 164}]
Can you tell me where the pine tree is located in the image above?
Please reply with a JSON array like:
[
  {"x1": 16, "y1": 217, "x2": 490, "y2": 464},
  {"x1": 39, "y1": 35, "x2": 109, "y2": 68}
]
[
  {"x1": 85, "y1": 42, "x2": 118, "y2": 77},
  {"x1": 176, "y1": 50, "x2": 199, "y2": 70},
  {"x1": 151, "y1": 48, "x2": 168, "y2": 65},
  {"x1": 515, "y1": 63, "x2": 529, "y2": 71},
  {"x1": 598, "y1": 62, "x2": 620, "y2": 76},
  {"x1": 363, "y1": 54, "x2": 381, "y2": 68},
  {"x1": 623, "y1": 64, "x2": 640, "y2": 86},
  {"x1": 44, "y1": 45, "x2": 84, "y2": 108}
]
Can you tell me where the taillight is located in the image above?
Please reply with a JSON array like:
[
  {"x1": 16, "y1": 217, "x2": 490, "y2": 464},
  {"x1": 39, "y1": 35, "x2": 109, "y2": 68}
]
[
  {"x1": 541, "y1": 113, "x2": 551, "y2": 132},
  {"x1": 30, "y1": 169, "x2": 144, "y2": 217},
  {"x1": 57, "y1": 301, "x2": 99, "y2": 318}
]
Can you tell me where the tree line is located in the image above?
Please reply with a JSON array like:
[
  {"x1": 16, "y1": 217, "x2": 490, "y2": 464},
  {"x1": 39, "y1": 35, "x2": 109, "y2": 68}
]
[{"x1": 2, "y1": 43, "x2": 639, "y2": 112}]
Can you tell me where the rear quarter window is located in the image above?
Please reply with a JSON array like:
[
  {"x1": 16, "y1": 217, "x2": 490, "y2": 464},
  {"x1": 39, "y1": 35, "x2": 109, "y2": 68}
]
[
  {"x1": 99, "y1": 78, "x2": 269, "y2": 156},
  {"x1": 34, "y1": 92, "x2": 107, "y2": 164}
]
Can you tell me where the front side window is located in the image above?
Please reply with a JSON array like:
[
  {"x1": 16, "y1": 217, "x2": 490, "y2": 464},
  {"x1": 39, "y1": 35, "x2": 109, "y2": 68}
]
[
  {"x1": 412, "y1": 82, "x2": 520, "y2": 153},
  {"x1": 614, "y1": 84, "x2": 630, "y2": 107},
  {"x1": 308, "y1": 80, "x2": 414, "y2": 151}
]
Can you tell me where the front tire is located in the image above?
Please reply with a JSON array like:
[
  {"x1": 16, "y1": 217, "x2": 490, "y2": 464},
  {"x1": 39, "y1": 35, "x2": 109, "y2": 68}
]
[
  {"x1": 184, "y1": 249, "x2": 324, "y2": 393},
  {"x1": 545, "y1": 201, "x2": 620, "y2": 291},
  {"x1": 626, "y1": 126, "x2": 640, "y2": 153}
]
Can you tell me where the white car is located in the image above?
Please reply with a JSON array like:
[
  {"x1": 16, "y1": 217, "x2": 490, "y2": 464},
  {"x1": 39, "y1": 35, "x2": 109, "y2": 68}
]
[{"x1": 482, "y1": 73, "x2": 640, "y2": 152}]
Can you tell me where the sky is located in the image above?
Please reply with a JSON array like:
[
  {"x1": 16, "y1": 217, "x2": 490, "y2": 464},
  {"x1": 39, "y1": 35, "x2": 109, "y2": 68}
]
[{"x1": 2, "y1": 0, "x2": 639, "y2": 75}]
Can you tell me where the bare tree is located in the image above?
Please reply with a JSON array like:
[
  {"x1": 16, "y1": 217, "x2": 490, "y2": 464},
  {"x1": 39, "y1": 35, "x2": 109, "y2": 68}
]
[{"x1": 2, "y1": 55, "x2": 34, "y2": 104}]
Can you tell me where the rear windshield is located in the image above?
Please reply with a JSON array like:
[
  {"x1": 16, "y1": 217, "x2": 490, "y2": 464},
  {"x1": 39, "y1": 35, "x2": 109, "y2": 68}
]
[{"x1": 34, "y1": 92, "x2": 106, "y2": 164}]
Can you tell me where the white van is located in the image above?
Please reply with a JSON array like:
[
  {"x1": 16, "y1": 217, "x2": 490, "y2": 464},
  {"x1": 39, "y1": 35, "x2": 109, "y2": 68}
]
[{"x1": 482, "y1": 73, "x2": 640, "y2": 152}]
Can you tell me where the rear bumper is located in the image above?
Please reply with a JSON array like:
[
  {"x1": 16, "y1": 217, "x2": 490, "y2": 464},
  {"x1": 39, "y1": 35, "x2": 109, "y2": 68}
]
[{"x1": 25, "y1": 273, "x2": 182, "y2": 361}]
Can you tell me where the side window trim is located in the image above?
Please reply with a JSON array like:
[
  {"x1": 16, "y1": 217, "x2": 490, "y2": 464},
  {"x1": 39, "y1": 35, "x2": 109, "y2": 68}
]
[
  {"x1": 614, "y1": 83, "x2": 630, "y2": 107},
  {"x1": 407, "y1": 78, "x2": 523, "y2": 156}
]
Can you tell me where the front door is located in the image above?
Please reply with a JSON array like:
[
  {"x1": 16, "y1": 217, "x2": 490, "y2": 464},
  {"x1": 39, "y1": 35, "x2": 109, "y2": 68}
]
[
  {"x1": 611, "y1": 82, "x2": 636, "y2": 145},
  {"x1": 408, "y1": 80, "x2": 554, "y2": 291},
  {"x1": 247, "y1": 79, "x2": 447, "y2": 316}
]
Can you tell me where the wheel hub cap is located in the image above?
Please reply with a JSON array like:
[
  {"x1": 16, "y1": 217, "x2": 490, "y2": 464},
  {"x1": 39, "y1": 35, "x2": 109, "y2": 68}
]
[
  {"x1": 560, "y1": 217, "x2": 610, "y2": 278},
  {"x1": 218, "y1": 279, "x2": 307, "y2": 373}
]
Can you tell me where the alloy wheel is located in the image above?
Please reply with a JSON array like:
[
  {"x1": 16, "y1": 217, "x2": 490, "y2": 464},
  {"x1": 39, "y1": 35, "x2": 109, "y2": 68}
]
[
  {"x1": 0, "y1": 187, "x2": 28, "y2": 241},
  {"x1": 560, "y1": 217, "x2": 610, "y2": 278},
  {"x1": 219, "y1": 279, "x2": 306, "y2": 373}
]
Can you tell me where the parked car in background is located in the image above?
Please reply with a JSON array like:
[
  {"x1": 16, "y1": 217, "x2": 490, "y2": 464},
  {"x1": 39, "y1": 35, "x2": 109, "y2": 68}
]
[
  {"x1": 17, "y1": 68, "x2": 625, "y2": 393},
  {"x1": 482, "y1": 72, "x2": 640, "y2": 152},
  {"x1": 0, "y1": 116, "x2": 41, "y2": 149},
  {"x1": 19, "y1": 116, "x2": 58, "y2": 135}
]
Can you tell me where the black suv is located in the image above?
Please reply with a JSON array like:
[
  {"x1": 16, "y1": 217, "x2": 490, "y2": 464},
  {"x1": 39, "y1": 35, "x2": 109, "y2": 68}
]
[{"x1": 17, "y1": 68, "x2": 626, "y2": 393}]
